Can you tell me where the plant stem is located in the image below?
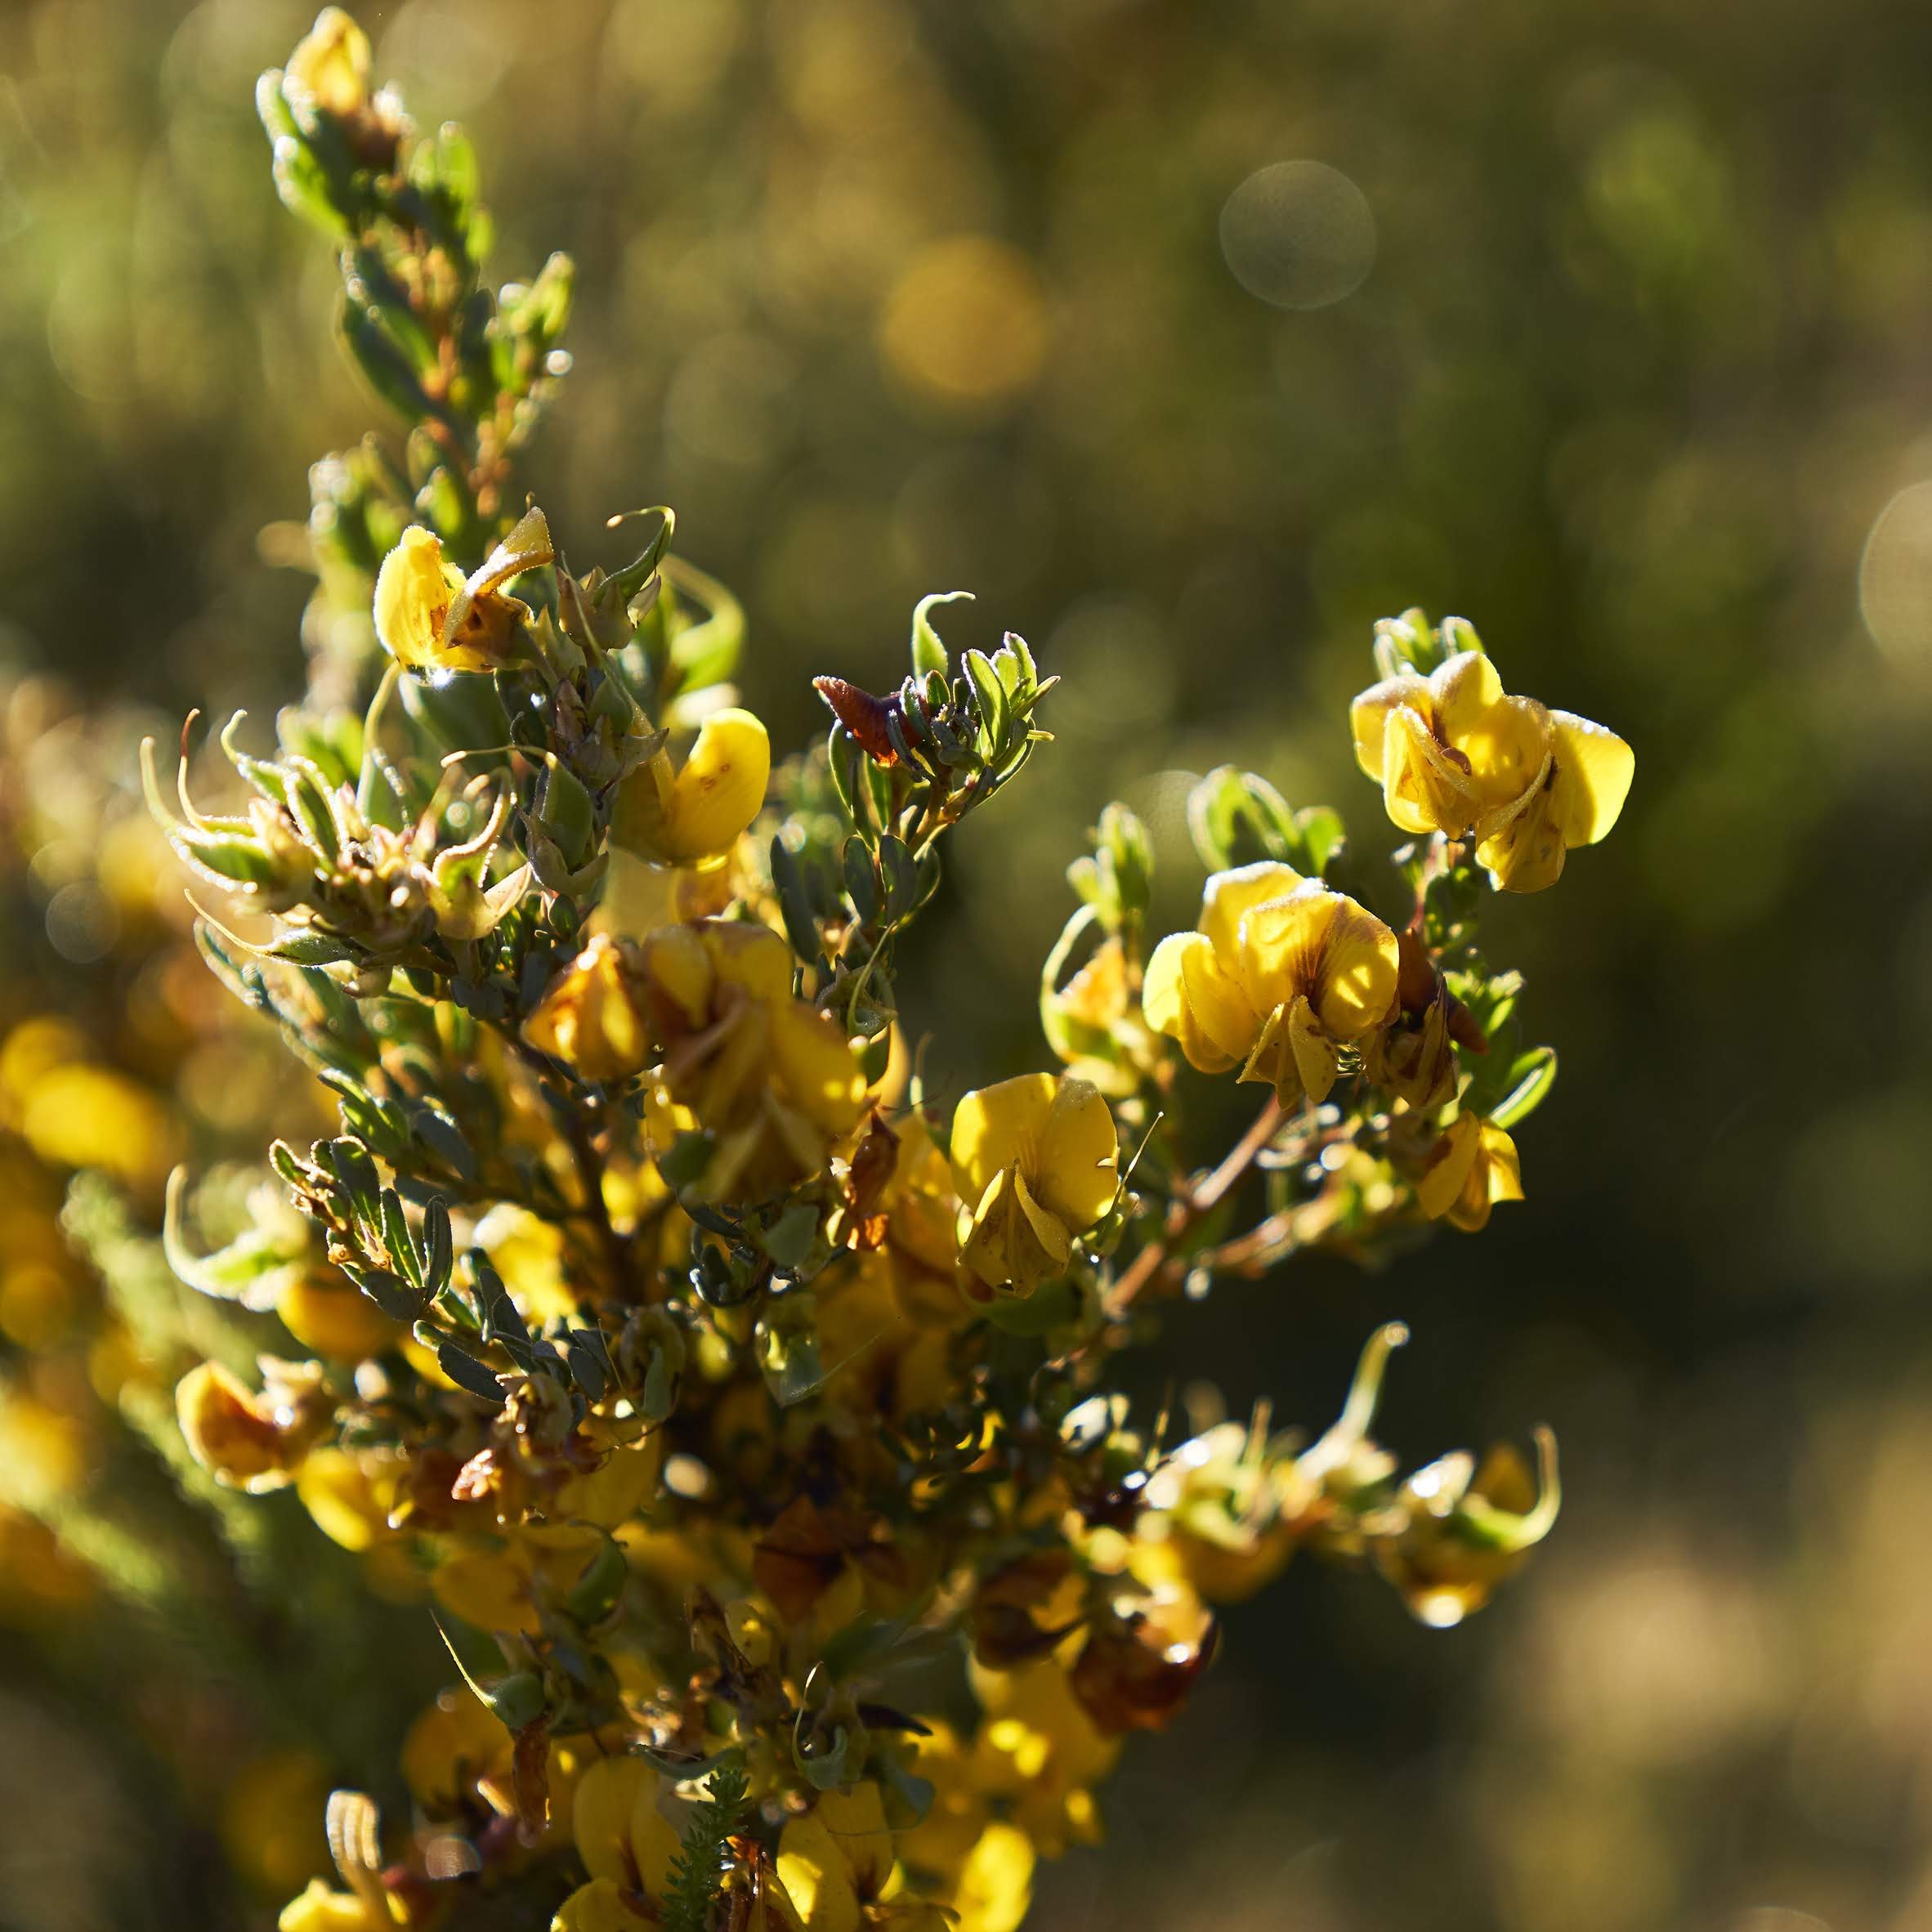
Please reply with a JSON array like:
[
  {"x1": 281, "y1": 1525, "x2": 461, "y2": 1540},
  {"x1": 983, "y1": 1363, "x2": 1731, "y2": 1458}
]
[{"x1": 1103, "y1": 1096, "x2": 1284, "y2": 1317}]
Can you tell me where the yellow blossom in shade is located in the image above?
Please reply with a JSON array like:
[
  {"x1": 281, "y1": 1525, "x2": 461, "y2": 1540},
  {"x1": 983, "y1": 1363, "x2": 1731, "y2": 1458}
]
[
  {"x1": 401, "y1": 1688, "x2": 505, "y2": 1813},
  {"x1": 472, "y1": 1202, "x2": 577, "y2": 1325},
  {"x1": 552, "y1": 1880, "x2": 651, "y2": 1932},
  {"x1": 775, "y1": 1781, "x2": 895, "y2": 1932},
  {"x1": 948, "y1": 1822, "x2": 1035, "y2": 1932},
  {"x1": 297, "y1": 1446, "x2": 405, "y2": 1553},
  {"x1": 613, "y1": 709, "x2": 771, "y2": 869},
  {"x1": 1349, "y1": 651, "x2": 1633, "y2": 891},
  {"x1": 552, "y1": 1425, "x2": 663, "y2": 1527},
  {"x1": 373, "y1": 509, "x2": 554, "y2": 675},
  {"x1": 1415, "y1": 1113, "x2": 1523, "y2": 1232},
  {"x1": 222, "y1": 1748, "x2": 329, "y2": 1898},
  {"x1": 1143, "y1": 861, "x2": 1398, "y2": 1109},
  {"x1": 948, "y1": 1072, "x2": 1118, "y2": 1296},
  {"x1": 275, "y1": 1274, "x2": 398, "y2": 1361},
  {"x1": 967, "y1": 1657, "x2": 1119, "y2": 1857},
  {"x1": 572, "y1": 1755, "x2": 680, "y2": 1897},
  {"x1": 523, "y1": 935, "x2": 653, "y2": 1085},
  {"x1": 279, "y1": 1881, "x2": 395, "y2": 1932}
]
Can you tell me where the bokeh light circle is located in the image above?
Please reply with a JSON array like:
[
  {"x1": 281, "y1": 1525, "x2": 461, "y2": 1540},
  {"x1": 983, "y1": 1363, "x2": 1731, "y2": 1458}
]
[
  {"x1": 1219, "y1": 160, "x2": 1376, "y2": 311},
  {"x1": 1858, "y1": 480, "x2": 1932, "y2": 665}
]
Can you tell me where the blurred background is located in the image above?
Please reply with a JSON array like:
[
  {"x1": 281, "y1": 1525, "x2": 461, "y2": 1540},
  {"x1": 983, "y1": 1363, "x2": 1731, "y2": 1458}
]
[{"x1": 7, "y1": 0, "x2": 1932, "y2": 1926}]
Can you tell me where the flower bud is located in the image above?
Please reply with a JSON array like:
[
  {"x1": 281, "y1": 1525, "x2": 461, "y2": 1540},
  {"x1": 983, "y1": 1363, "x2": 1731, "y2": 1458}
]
[{"x1": 1374, "y1": 1427, "x2": 1560, "y2": 1626}]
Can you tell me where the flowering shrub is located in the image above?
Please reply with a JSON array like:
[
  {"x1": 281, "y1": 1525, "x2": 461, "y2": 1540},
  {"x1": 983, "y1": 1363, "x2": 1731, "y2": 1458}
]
[{"x1": 140, "y1": 14, "x2": 1632, "y2": 1929}]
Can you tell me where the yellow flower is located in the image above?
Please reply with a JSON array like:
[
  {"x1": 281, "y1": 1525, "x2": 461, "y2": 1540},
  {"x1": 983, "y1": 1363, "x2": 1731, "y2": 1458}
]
[
  {"x1": 1143, "y1": 862, "x2": 1398, "y2": 1108},
  {"x1": 1474, "y1": 709, "x2": 1635, "y2": 893},
  {"x1": 400, "y1": 1688, "x2": 505, "y2": 1813},
  {"x1": 280, "y1": 1881, "x2": 394, "y2": 1932},
  {"x1": 572, "y1": 1755, "x2": 680, "y2": 1898},
  {"x1": 276, "y1": 1274, "x2": 399, "y2": 1361},
  {"x1": 637, "y1": 919, "x2": 867, "y2": 1201},
  {"x1": 1415, "y1": 1113, "x2": 1523, "y2": 1232},
  {"x1": 613, "y1": 709, "x2": 771, "y2": 868},
  {"x1": 222, "y1": 1747, "x2": 328, "y2": 1898},
  {"x1": 948, "y1": 1073, "x2": 1118, "y2": 1296},
  {"x1": 552, "y1": 1881, "x2": 651, "y2": 1932},
  {"x1": 776, "y1": 1782, "x2": 896, "y2": 1932},
  {"x1": 524, "y1": 935, "x2": 654, "y2": 1085},
  {"x1": 177, "y1": 1358, "x2": 329, "y2": 1493},
  {"x1": 947, "y1": 1822, "x2": 1035, "y2": 1932},
  {"x1": 1349, "y1": 651, "x2": 1633, "y2": 892},
  {"x1": 373, "y1": 509, "x2": 554, "y2": 675},
  {"x1": 968, "y1": 1657, "x2": 1118, "y2": 1857}
]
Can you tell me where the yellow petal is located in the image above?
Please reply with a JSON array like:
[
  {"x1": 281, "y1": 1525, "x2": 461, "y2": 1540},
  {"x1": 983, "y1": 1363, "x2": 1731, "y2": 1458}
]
[
  {"x1": 1448, "y1": 1120, "x2": 1524, "y2": 1232},
  {"x1": 372, "y1": 527, "x2": 458, "y2": 671},
  {"x1": 1032, "y1": 1075, "x2": 1119, "y2": 1232},
  {"x1": 777, "y1": 1813, "x2": 864, "y2": 1932},
  {"x1": 637, "y1": 924, "x2": 715, "y2": 1028},
  {"x1": 816, "y1": 1783, "x2": 894, "y2": 1897},
  {"x1": 523, "y1": 936, "x2": 653, "y2": 1084},
  {"x1": 1547, "y1": 710, "x2": 1634, "y2": 847},
  {"x1": 1142, "y1": 932, "x2": 1249, "y2": 1072},
  {"x1": 769, "y1": 1000, "x2": 867, "y2": 1136},
  {"x1": 1426, "y1": 650, "x2": 1505, "y2": 744},
  {"x1": 279, "y1": 1881, "x2": 388, "y2": 1932},
  {"x1": 1457, "y1": 692, "x2": 1551, "y2": 814},
  {"x1": 960, "y1": 1165, "x2": 1068, "y2": 1295},
  {"x1": 629, "y1": 1790, "x2": 682, "y2": 1901},
  {"x1": 951, "y1": 1820, "x2": 1035, "y2": 1932},
  {"x1": 1285, "y1": 994, "x2": 1340, "y2": 1107},
  {"x1": 1311, "y1": 897, "x2": 1399, "y2": 1040},
  {"x1": 575, "y1": 1757, "x2": 656, "y2": 1885},
  {"x1": 1415, "y1": 1115, "x2": 1481, "y2": 1222},
  {"x1": 551, "y1": 1879, "x2": 651, "y2": 1932},
  {"x1": 700, "y1": 919, "x2": 794, "y2": 1004},
  {"x1": 276, "y1": 1276, "x2": 397, "y2": 1361},
  {"x1": 1231, "y1": 882, "x2": 1338, "y2": 1013},
  {"x1": 1475, "y1": 784, "x2": 1566, "y2": 894},
  {"x1": 615, "y1": 710, "x2": 771, "y2": 867},
  {"x1": 1348, "y1": 673, "x2": 1429, "y2": 782},
  {"x1": 1198, "y1": 861, "x2": 1303, "y2": 964},
  {"x1": 950, "y1": 1072, "x2": 1056, "y2": 1201},
  {"x1": 672, "y1": 709, "x2": 771, "y2": 862},
  {"x1": 1380, "y1": 704, "x2": 1480, "y2": 837}
]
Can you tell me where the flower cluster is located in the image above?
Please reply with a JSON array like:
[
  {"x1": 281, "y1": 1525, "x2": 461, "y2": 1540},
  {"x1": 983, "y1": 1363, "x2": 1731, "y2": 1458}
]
[{"x1": 114, "y1": 16, "x2": 1635, "y2": 1930}]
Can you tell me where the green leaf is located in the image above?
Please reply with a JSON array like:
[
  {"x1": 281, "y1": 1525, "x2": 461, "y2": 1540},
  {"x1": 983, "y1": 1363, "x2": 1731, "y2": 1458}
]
[
  {"x1": 763, "y1": 1202, "x2": 821, "y2": 1271},
  {"x1": 438, "y1": 1342, "x2": 507, "y2": 1406},
  {"x1": 962, "y1": 650, "x2": 1009, "y2": 762},
  {"x1": 1487, "y1": 1046, "x2": 1558, "y2": 1130},
  {"x1": 910, "y1": 589, "x2": 973, "y2": 678}
]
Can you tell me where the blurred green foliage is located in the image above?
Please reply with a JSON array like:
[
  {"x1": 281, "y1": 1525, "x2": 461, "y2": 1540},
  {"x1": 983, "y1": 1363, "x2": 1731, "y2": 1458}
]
[{"x1": 5, "y1": 0, "x2": 1932, "y2": 1927}]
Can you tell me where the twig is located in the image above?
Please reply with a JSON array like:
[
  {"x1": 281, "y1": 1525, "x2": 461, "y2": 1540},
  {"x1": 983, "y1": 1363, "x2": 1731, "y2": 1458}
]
[{"x1": 1103, "y1": 1097, "x2": 1284, "y2": 1317}]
